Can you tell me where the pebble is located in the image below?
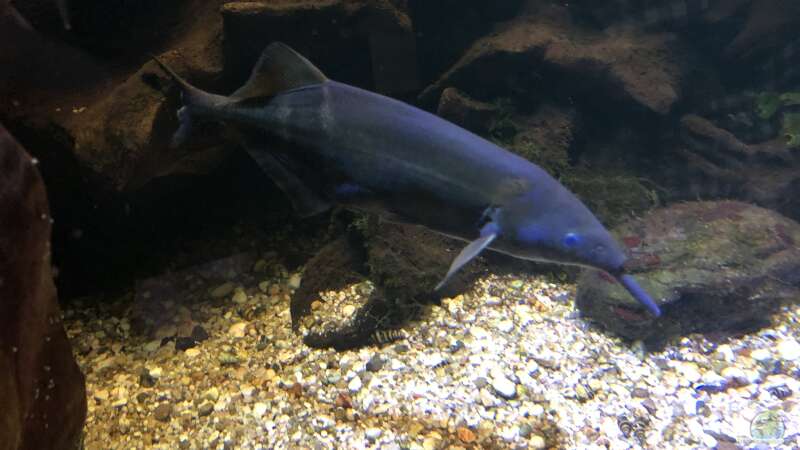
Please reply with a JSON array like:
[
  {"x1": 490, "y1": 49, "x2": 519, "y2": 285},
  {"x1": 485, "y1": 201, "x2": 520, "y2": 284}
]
[
  {"x1": 676, "y1": 362, "x2": 702, "y2": 384},
  {"x1": 288, "y1": 274, "x2": 302, "y2": 289},
  {"x1": 750, "y1": 348, "x2": 772, "y2": 362},
  {"x1": 496, "y1": 320, "x2": 514, "y2": 333},
  {"x1": 457, "y1": 427, "x2": 476, "y2": 443},
  {"x1": 184, "y1": 348, "x2": 201, "y2": 358},
  {"x1": 210, "y1": 282, "x2": 235, "y2": 299},
  {"x1": 342, "y1": 305, "x2": 356, "y2": 316},
  {"x1": 366, "y1": 354, "x2": 385, "y2": 372},
  {"x1": 491, "y1": 372, "x2": 517, "y2": 399},
  {"x1": 348, "y1": 376, "x2": 363, "y2": 393},
  {"x1": 315, "y1": 414, "x2": 335, "y2": 431},
  {"x1": 529, "y1": 434, "x2": 546, "y2": 449},
  {"x1": 714, "y1": 344, "x2": 736, "y2": 363},
  {"x1": 198, "y1": 401, "x2": 214, "y2": 417},
  {"x1": 721, "y1": 366, "x2": 748, "y2": 384},
  {"x1": 94, "y1": 389, "x2": 109, "y2": 402},
  {"x1": 365, "y1": 428, "x2": 382, "y2": 441},
  {"x1": 777, "y1": 339, "x2": 800, "y2": 360},
  {"x1": 204, "y1": 387, "x2": 220, "y2": 402},
  {"x1": 231, "y1": 289, "x2": 248, "y2": 304},
  {"x1": 252, "y1": 402, "x2": 267, "y2": 418},
  {"x1": 228, "y1": 322, "x2": 248, "y2": 338},
  {"x1": 153, "y1": 403, "x2": 172, "y2": 422}
]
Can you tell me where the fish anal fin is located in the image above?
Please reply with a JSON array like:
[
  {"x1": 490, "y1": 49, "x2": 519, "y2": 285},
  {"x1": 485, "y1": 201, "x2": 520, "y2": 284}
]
[
  {"x1": 232, "y1": 42, "x2": 327, "y2": 101},
  {"x1": 435, "y1": 222, "x2": 499, "y2": 291}
]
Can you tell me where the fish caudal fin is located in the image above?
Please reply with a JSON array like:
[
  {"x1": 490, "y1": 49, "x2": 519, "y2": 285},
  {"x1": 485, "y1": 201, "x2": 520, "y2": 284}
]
[
  {"x1": 618, "y1": 274, "x2": 661, "y2": 317},
  {"x1": 150, "y1": 55, "x2": 220, "y2": 148}
]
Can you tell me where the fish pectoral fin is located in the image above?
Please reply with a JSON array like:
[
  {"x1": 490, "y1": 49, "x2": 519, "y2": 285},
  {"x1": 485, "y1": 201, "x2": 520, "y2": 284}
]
[
  {"x1": 231, "y1": 42, "x2": 327, "y2": 101},
  {"x1": 247, "y1": 148, "x2": 331, "y2": 218},
  {"x1": 435, "y1": 224, "x2": 498, "y2": 291}
]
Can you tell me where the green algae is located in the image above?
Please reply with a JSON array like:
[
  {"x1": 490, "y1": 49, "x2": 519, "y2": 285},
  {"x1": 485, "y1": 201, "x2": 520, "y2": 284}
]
[
  {"x1": 756, "y1": 92, "x2": 782, "y2": 119},
  {"x1": 778, "y1": 92, "x2": 800, "y2": 106},
  {"x1": 782, "y1": 112, "x2": 800, "y2": 148}
]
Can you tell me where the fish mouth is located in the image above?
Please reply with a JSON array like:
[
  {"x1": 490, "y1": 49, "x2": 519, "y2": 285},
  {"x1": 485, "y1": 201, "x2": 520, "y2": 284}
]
[{"x1": 614, "y1": 272, "x2": 661, "y2": 317}]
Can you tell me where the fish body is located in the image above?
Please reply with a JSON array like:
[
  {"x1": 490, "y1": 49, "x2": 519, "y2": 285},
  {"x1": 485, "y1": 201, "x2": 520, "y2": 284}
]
[{"x1": 153, "y1": 43, "x2": 662, "y2": 316}]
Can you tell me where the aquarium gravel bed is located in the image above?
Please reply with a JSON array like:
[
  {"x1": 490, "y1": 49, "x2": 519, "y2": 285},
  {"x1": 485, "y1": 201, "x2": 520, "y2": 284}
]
[{"x1": 65, "y1": 257, "x2": 800, "y2": 450}]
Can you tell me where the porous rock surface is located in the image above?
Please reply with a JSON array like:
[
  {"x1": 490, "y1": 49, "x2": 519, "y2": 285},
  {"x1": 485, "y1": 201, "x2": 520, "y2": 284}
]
[
  {"x1": 0, "y1": 124, "x2": 86, "y2": 450},
  {"x1": 577, "y1": 201, "x2": 800, "y2": 344}
]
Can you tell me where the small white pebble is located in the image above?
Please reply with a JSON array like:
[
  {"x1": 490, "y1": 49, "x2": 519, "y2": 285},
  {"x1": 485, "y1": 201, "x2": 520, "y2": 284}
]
[
  {"x1": 750, "y1": 348, "x2": 772, "y2": 362},
  {"x1": 777, "y1": 339, "x2": 800, "y2": 361},
  {"x1": 252, "y1": 402, "x2": 267, "y2": 418},
  {"x1": 348, "y1": 376, "x2": 362, "y2": 393}
]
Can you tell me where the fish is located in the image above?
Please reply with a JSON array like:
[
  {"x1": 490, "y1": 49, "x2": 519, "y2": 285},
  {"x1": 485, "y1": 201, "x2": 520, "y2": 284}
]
[{"x1": 151, "y1": 42, "x2": 662, "y2": 317}]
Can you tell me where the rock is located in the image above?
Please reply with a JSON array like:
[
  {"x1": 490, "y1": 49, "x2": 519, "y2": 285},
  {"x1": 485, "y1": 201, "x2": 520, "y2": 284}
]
[
  {"x1": 153, "y1": 403, "x2": 172, "y2": 422},
  {"x1": 231, "y1": 289, "x2": 248, "y2": 304},
  {"x1": 294, "y1": 222, "x2": 486, "y2": 350},
  {"x1": 228, "y1": 322, "x2": 248, "y2": 338},
  {"x1": 139, "y1": 368, "x2": 157, "y2": 388},
  {"x1": 221, "y1": 0, "x2": 414, "y2": 95},
  {"x1": 419, "y1": 3, "x2": 683, "y2": 115},
  {"x1": 577, "y1": 201, "x2": 800, "y2": 343},
  {"x1": 777, "y1": 339, "x2": 800, "y2": 361},
  {"x1": 366, "y1": 354, "x2": 385, "y2": 372},
  {"x1": 0, "y1": 124, "x2": 86, "y2": 450},
  {"x1": 197, "y1": 400, "x2": 214, "y2": 417},
  {"x1": 210, "y1": 282, "x2": 236, "y2": 299},
  {"x1": 436, "y1": 87, "x2": 500, "y2": 135},
  {"x1": 288, "y1": 273, "x2": 302, "y2": 290},
  {"x1": 252, "y1": 402, "x2": 268, "y2": 418},
  {"x1": 456, "y1": 427, "x2": 477, "y2": 443},
  {"x1": 750, "y1": 348, "x2": 772, "y2": 363},
  {"x1": 365, "y1": 427, "x2": 382, "y2": 440},
  {"x1": 491, "y1": 372, "x2": 518, "y2": 400},
  {"x1": 674, "y1": 115, "x2": 800, "y2": 222},
  {"x1": 348, "y1": 376, "x2": 363, "y2": 393},
  {"x1": 290, "y1": 234, "x2": 367, "y2": 328},
  {"x1": 529, "y1": 434, "x2": 547, "y2": 449}
]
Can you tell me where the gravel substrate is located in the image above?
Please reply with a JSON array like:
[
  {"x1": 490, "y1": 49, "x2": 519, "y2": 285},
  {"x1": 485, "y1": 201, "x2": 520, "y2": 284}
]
[{"x1": 64, "y1": 254, "x2": 800, "y2": 449}]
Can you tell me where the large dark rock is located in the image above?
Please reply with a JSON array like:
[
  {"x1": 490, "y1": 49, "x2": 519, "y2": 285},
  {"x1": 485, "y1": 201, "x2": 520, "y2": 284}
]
[
  {"x1": 221, "y1": 0, "x2": 416, "y2": 95},
  {"x1": 0, "y1": 124, "x2": 86, "y2": 450},
  {"x1": 576, "y1": 201, "x2": 800, "y2": 345},
  {"x1": 419, "y1": 3, "x2": 684, "y2": 115},
  {"x1": 291, "y1": 217, "x2": 488, "y2": 349},
  {"x1": 669, "y1": 114, "x2": 800, "y2": 221}
]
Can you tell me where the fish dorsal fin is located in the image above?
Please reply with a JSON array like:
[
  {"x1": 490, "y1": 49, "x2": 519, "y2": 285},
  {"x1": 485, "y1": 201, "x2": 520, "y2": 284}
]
[{"x1": 231, "y1": 42, "x2": 327, "y2": 100}]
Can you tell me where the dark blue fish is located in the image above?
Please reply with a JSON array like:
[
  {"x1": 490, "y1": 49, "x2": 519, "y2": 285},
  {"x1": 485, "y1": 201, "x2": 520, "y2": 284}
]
[{"x1": 152, "y1": 43, "x2": 661, "y2": 317}]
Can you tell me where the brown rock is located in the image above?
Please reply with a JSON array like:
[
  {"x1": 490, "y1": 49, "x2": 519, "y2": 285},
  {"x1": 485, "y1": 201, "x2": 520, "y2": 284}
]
[
  {"x1": 456, "y1": 426, "x2": 477, "y2": 443},
  {"x1": 419, "y1": 4, "x2": 683, "y2": 115},
  {"x1": 0, "y1": 123, "x2": 86, "y2": 450},
  {"x1": 221, "y1": 0, "x2": 415, "y2": 95},
  {"x1": 436, "y1": 87, "x2": 500, "y2": 135},
  {"x1": 577, "y1": 201, "x2": 800, "y2": 345},
  {"x1": 671, "y1": 114, "x2": 800, "y2": 221}
]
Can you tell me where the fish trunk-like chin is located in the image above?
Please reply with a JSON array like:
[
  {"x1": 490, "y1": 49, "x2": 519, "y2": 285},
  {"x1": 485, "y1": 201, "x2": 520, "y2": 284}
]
[{"x1": 616, "y1": 274, "x2": 661, "y2": 317}]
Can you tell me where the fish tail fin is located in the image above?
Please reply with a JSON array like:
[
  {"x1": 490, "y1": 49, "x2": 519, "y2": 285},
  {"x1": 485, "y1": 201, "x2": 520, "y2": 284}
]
[{"x1": 150, "y1": 54, "x2": 216, "y2": 148}]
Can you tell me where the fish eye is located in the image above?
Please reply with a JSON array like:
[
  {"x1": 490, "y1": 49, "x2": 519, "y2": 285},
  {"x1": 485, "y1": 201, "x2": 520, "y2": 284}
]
[{"x1": 562, "y1": 232, "x2": 580, "y2": 248}]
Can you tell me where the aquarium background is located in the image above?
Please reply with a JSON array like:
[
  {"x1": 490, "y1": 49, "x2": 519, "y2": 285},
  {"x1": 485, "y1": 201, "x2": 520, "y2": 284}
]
[{"x1": 1, "y1": 0, "x2": 799, "y2": 449}]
